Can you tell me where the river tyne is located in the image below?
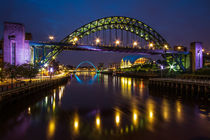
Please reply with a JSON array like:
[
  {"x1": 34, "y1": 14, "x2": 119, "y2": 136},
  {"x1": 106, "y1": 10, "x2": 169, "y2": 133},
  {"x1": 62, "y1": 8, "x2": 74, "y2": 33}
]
[{"x1": 0, "y1": 72, "x2": 209, "y2": 140}]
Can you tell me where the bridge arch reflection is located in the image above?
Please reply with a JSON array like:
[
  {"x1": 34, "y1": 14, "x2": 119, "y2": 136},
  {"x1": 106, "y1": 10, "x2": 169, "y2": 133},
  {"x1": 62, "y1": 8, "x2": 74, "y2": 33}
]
[{"x1": 74, "y1": 73, "x2": 98, "y2": 84}]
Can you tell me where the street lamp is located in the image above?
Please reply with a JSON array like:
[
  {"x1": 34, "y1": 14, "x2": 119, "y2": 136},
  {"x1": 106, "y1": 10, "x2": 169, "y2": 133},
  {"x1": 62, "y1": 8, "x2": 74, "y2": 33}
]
[
  {"x1": 95, "y1": 38, "x2": 100, "y2": 44},
  {"x1": 133, "y1": 41, "x2": 138, "y2": 47},
  {"x1": 115, "y1": 40, "x2": 120, "y2": 46},
  {"x1": 160, "y1": 65, "x2": 164, "y2": 78},
  {"x1": 164, "y1": 44, "x2": 168, "y2": 49},
  {"x1": 49, "y1": 67, "x2": 54, "y2": 79},
  {"x1": 50, "y1": 67, "x2": 54, "y2": 73},
  {"x1": 44, "y1": 63, "x2": 48, "y2": 67},
  {"x1": 149, "y1": 42, "x2": 153, "y2": 49},
  {"x1": 73, "y1": 37, "x2": 78, "y2": 42},
  {"x1": 72, "y1": 37, "x2": 79, "y2": 45},
  {"x1": 41, "y1": 68, "x2": 45, "y2": 79},
  {"x1": 49, "y1": 35, "x2": 54, "y2": 41}
]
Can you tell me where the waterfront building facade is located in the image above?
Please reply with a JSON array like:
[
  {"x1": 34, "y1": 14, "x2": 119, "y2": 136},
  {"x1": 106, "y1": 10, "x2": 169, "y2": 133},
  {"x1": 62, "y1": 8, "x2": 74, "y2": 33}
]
[{"x1": 120, "y1": 55, "x2": 151, "y2": 69}]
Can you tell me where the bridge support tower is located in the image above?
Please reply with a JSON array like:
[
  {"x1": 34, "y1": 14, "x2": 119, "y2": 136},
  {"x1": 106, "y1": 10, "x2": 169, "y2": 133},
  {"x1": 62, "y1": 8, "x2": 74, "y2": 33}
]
[
  {"x1": 3, "y1": 22, "x2": 31, "y2": 65},
  {"x1": 190, "y1": 42, "x2": 203, "y2": 72}
]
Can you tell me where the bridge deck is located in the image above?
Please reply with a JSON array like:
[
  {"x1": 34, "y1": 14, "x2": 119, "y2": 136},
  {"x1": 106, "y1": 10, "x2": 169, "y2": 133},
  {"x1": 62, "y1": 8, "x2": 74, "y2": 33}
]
[{"x1": 29, "y1": 41, "x2": 189, "y2": 55}]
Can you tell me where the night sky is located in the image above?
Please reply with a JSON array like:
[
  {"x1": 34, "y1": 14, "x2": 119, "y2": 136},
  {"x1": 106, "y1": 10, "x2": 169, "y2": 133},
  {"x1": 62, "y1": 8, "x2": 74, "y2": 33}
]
[{"x1": 0, "y1": 0, "x2": 210, "y2": 66}]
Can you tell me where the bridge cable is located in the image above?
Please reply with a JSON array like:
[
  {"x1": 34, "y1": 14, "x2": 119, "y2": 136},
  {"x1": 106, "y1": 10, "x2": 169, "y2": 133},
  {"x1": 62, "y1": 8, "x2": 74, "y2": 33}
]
[
  {"x1": 126, "y1": 31, "x2": 128, "y2": 47},
  {"x1": 115, "y1": 29, "x2": 117, "y2": 42},
  {"x1": 131, "y1": 33, "x2": 133, "y2": 48}
]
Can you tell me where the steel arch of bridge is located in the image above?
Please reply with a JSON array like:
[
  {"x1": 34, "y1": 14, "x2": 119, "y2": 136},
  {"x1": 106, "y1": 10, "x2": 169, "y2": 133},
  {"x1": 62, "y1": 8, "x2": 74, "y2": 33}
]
[
  {"x1": 74, "y1": 61, "x2": 98, "y2": 72},
  {"x1": 62, "y1": 16, "x2": 169, "y2": 49},
  {"x1": 36, "y1": 16, "x2": 170, "y2": 67}
]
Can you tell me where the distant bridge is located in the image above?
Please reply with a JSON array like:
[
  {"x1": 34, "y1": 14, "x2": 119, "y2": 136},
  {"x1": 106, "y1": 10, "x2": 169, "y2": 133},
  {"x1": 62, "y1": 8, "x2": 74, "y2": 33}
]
[{"x1": 74, "y1": 61, "x2": 98, "y2": 72}]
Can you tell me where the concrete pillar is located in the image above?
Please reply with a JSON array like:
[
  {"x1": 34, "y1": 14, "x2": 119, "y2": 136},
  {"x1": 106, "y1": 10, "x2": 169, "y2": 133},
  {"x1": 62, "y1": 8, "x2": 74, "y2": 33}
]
[
  {"x1": 3, "y1": 22, "x2": 31, "y2": 65},
  {"x1": 190, "y1": 42, "x2": 203, "y2": 72}
]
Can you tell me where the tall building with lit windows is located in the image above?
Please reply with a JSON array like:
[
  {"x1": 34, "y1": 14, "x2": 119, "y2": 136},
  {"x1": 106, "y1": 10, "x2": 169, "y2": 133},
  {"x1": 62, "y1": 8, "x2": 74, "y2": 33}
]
[{"x1": 120, "y1": 55, "x2": 151, "y2": 68}]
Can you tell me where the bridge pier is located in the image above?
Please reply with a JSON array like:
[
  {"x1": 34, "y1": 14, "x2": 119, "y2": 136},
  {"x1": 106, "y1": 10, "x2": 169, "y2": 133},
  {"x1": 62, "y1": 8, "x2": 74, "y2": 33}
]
[
  {"x1": 3, "y1": 22, "x2": 31, "y2": 65},
  {"x1": 190, "y1": 42, "x2": 203, "y2": 72}
]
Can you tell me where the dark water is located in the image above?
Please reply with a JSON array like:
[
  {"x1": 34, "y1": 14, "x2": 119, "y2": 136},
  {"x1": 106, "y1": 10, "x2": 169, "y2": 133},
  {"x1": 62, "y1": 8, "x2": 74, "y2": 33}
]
[{"x1": 0, "y1": 72, "x2": 210, "y2": 140}]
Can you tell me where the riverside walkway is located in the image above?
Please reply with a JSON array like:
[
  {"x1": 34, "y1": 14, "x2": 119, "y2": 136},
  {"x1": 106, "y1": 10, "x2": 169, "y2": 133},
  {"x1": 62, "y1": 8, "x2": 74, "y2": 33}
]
[{"x1": 0, "y1": 76, "x2": 70, "y2": 102}]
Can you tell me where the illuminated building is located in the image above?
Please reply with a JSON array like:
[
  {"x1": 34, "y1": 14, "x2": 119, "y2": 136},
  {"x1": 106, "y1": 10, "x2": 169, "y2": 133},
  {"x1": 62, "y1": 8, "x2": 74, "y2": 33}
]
[
  {"x1": 120, "y1": 55, "x2": 151, "y2": 68},
  {"x1": 3, "y1": 22, "x2": 32, "y2": 65}
]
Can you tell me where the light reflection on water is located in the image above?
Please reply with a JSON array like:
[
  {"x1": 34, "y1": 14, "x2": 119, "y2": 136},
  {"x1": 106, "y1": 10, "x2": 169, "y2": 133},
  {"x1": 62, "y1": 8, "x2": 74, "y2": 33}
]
[
  {"x1": 115, "y1": 108, "x2": 121, "y2": 127},
  {"x1": 47, "y1": 117, "x2": 55, "y2": 139},
  {"x1": 0, "y1": 73, "x2": 209, "y2": 140}
]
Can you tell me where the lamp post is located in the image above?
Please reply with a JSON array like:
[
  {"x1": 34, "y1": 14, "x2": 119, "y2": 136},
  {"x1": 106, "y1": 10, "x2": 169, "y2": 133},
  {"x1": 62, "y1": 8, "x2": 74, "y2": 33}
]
[
  {"x1": 49, "y1": 35, "x2": 54, "y2": 41},
  {"x1": 49, "y1": 67, "x2": 54, "y2": 79},
  {"x1": 41, "y1": 68, "x2": 44, "y2": 80},
  {"x1": 149, "y1": 43, "x2": 153, "y2": 49},
  {"x1": 115, "y1": 40, "x2": 120, "y2": 46},
  {"x1": 95, "y1": 38, "x2": 100, "y2": 45},
  {"x1": 133, "y1": 41, "x2": 138, "y2": 48},
  {"x1": 164, "y1": 44, "x2": 168, "y2": 53},
  {"x1": 73, "y1": 37, "x2": 78, "y2": 45},
  {"x1": 160, "y1": 65, "x2": 164, "y2": 78}
]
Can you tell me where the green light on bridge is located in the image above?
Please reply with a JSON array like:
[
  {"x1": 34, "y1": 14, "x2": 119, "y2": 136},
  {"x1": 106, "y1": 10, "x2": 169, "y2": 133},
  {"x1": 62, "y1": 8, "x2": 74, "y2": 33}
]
[{"x1": 169, "y1": 63, "x2": 177, "y2": 72}]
